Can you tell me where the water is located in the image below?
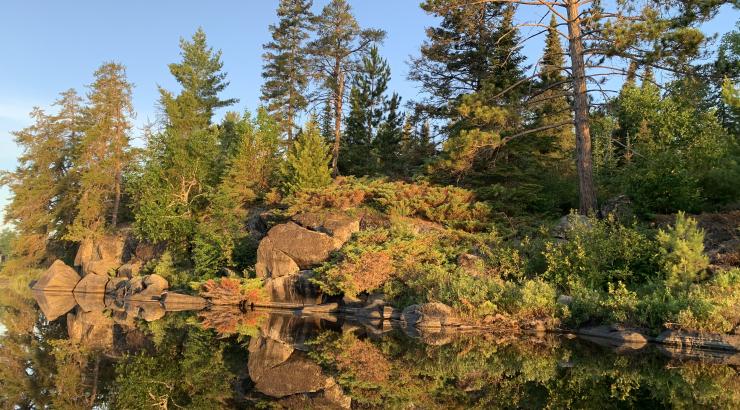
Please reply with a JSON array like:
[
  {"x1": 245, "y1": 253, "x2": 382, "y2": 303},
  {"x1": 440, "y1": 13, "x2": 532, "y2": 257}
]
[{"x1": 1, "y1": 288, "x2": 738, "y2": 409}]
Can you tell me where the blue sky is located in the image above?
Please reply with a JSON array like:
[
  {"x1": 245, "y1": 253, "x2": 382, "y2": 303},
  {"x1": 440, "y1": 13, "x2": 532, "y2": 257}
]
[{"x1": 0, "y1": 1, "x2": 738, "y2": 224}]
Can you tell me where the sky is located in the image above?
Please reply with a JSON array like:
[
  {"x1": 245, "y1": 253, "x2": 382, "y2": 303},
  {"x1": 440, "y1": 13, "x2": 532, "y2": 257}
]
[{"x1": 0, "y1": 0, "x2": 738, "y2": 225}]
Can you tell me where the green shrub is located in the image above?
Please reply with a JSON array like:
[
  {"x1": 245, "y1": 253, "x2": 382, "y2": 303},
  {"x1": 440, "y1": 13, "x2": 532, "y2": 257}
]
[
  {"x1": 543, "y1": 214, "x2": 659, "y2": 291},
  {"x1": 657, "y1": 211, "x2": 709, "y2": 288}
]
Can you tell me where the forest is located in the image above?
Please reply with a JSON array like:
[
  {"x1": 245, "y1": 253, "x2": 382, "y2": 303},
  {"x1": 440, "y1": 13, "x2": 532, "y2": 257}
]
[{"x1": 1, "y1": 0, "x2": 739, "y2": 334}]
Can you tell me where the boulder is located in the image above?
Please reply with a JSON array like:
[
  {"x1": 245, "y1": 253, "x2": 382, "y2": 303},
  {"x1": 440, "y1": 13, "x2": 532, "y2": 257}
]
[
  {"x1": 161, "y1": 292, "x2": 208, "y2": 311},
  {"x1": 143, "y1": 274, "x2": 168, "y2": 292},
  {"x1": 578, "y1": 326, "x2": 649, "y2": 347},
  {"x1": 656, "y1": 330, "x2": 740, "y2": 352},
  {"x1": 32, "y1": 290, "x2": 77, "y2": 321},
  {"x1": 265, "y1": 222, "x2": 339, "y2": 269},
  {"x1": 252, "y1": 353, "x2": 335, "y2": 398},
  {"x1": 248, "y1": 336, "x2": 295, "y2": 381},
  {"x1": 117, "y1": 261, "x2": 142, "y2": 278},
  {"x1": 302, "y1": 303, "x2": 340, "y2": 314},
  {"x1": 255, "y1": 237, "x2": 300, "y2": 278},
  {"x1": 73, "y1": 291, "x2": 106, "y2": 313},
  {"x1": 264, "y1": 271, "x2": 324, "y2": 305},
  {"x1": 74, "y1": 234, "x2": 125, "y2": 276},
  {"x1": 553, "y1": 214, "x2": 590, "y2": 239},
  {"x1": 73, "y1": 273, "x2": 109, "y2": 294},
  {"x1": 292, "y1": 212, "x2": 360, "y2": 245},
  {"x1": 32, "y1": 260, "x2": 81, "y2": 292},
  {"x1": 401, "y1": 303, "x2": 461, "y2": 328},
  {"x1": 557, "y1": 295, "x2": 574, "y2": 306},
  {"x1": 105, "y1": 277, "x2": 128, "y2": 294},
  {"x1": 138, "y1": 302, "x2": 166, "y2": 322}
]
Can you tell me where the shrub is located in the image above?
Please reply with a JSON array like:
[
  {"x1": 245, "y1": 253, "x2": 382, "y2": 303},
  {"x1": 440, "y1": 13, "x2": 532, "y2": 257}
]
[
  {"x1": 657, "y1": 211, "x2": 709, "y2": 288},
  {"x1": 543, "y1": 214, "x2": 659, "y2": 291},
  {"x1": 281, "y1": 119, "x2": 332, "y2": 195},
  {"x1": 286, "y1": 177, "x2": 491, "y2": 231}
]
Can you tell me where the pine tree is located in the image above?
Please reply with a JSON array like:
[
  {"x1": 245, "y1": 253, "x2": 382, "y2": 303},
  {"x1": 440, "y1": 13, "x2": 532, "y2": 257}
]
[
  {"x1": 374, "y1": 93, "x2": 405, "y2": 175},
  {"x1": 307, "y1": 0, "x2": 385, "y2": 175},
  {"x1": 532, "y1": 15, "x2": 574, "y2": 156},
  {"x1": 68, "y1": 62, "x2": 134, "y2": 240},
  {"x1": 261, "y1": 0, "x2": 314, "y2": 143},
  {"x1": 320, "y1": 100, "x2": 334, "y2": 141},
  {"x1": 160, "y1": 28, "x2": 237, "y2": 131},
  {"x1": 131, "y1": 30, "x2": 234, "y2": 248},
  {"x1": 282, "y1": 119, "x2": 333, "y2": 194},
  {"x1": 410, "y1": 1, "x2": 506, "y2": 122},
  {"x1": 341, "y1": 46, "x2": 392, "y2": 175}
]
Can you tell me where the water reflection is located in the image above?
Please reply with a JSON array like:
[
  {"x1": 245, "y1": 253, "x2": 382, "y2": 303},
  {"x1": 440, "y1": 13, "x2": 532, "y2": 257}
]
[{"x1": 1, "y1": 286, "x2": 738, "y2": 409}]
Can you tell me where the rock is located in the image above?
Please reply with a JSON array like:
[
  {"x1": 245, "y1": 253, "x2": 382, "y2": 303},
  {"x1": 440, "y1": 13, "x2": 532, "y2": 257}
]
[
  {"x1": 105, "y1": 277, "x2": 127, "y2": 294},
  {"x1": 457, "y1": 253, "x2": 484, "y2": 275},
  {"x1": 579, "y1": 326, "x2": 649, "y2": 347},
  {"x1": 117, "y1": 261, "x2": 142, "y2": 278},
  {"x1": 656, "y1": 330, "x2": 740, "y2": 352},
  {"x1": 557, "y1": 295, "x2": 574, "y2": 306},
  {"x1": 248, "y1": 336, "x2": 295, "y2": 381},
  {"x1": 32, "y1": 290, "x2": 77, "y2": 321},
  {"x1": 73, "y1": 273, "x2": 109, "y2": 294},
  {"x1": 264, "y1": 271, "x2": 324, "y2": 305},
  {"x1": 74, "y1": 234, "x2": 126, "y2": 276},
  {"x1": 66, "y1": 309, "x2": 114, "y2": 349},
  {"x1": 73, "y1": 291, "x2": 106, "y2": 313},
  {"x1": 252, "y1": 353, "x2": 335, "y2": 398},
  {"x1": 138, "y1": 302, "x2": 166, "y2": 322},
  {"x1": 143, "y1": 274, "x2": 168, "y2": 292},
  {"x1": 265, "y1": 222, "x2": 339, "y2": 269},
  {"x1": 303, "y1": 303, "x2": 340, "y2": 314},
  {"x1": 161, "y1": 292, "x2": 208, "y2": 311},
  {"x1": 292, "y1": 212, "x2": 360, "y2": 245},
  {"x1": 255, "y1": 237, "x2": 300, "y2": 278},
  {"x1": 553, "y1": 214, "x2": 590, "y2": 239},
  {"x1": 125, "y1": 285, "x2": 163, "y2": 302},
  {"x1": 382, "y1": 306, "x2": 401, "y2": 320},
  {"x1": 32, "y1": 260, "x2": 81, "y2": 292},
  {"x1": 401, "y1": 302, "x2": 461, "y2": 328}
]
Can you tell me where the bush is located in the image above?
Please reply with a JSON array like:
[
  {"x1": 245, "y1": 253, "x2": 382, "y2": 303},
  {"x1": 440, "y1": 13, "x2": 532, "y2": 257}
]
[
  {"x1": 543, "y1": 214, "x2": 659, "y2": 291},
  {"x1": 657, "y1": 211, "x2": 709, "y2": 288},
  {"x1": 286, "y1": 177, "x2": 491, "y2": 231}
]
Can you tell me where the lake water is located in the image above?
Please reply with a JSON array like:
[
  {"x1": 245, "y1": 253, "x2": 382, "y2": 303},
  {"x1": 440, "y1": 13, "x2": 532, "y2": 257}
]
[{"x1": 1, "y1": 289, "x2": 738, "y2": 409}]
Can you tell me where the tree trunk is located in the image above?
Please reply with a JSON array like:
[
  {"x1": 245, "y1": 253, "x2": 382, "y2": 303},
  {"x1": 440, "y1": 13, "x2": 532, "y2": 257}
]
[
  {"x1": 111, "y1": 168, "x2": 121, "y2": 228},
  {"x1": 566, "y1": 0, "x2": 597, "y2": 214},
  {"x1": 331, "y1": 60, "x2": 344, "y2": 177}
]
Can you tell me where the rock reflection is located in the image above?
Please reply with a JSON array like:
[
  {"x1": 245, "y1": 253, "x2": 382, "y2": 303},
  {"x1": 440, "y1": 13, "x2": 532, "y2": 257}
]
[{"x1": 2, "y1": 288, "x2": 739, "y2": 409}]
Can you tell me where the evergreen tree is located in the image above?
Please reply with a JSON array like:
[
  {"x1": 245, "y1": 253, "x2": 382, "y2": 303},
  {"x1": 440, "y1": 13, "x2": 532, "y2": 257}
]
[
  {"x1": 374, "y1": 93, "x2": 405, "y2": 175},
  {"x1": 341, "y1": 46, "x2": 392, "y2": 175},
  {"x1": 132, "y1": 30, "x2": 234, "y2": 250},
  {"x1": 282, "y1": 119, "x2": 332, "y2": 194},
  {"x1": 410, "y1": 1, "x2": 506, "y2": 122},
  {"x1": 68, "y1": 62, "x2": 134, "y2": 240},
  {"x1": 261, "y1": 0, "x2": 314, "y2": 143},
  {"x1": 161, "y1": 28, "x2": 238, "y2": 128},
  {"x1": 307, "y1": 0, "x2": 385, "y2": 175},
  {"x1": 320, "y1": 100, "x2": 334, "y2": 141}
]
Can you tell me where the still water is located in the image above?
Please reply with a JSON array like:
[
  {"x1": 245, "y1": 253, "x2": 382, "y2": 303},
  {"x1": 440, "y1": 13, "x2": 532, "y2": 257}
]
[{"x1": 1, "y1": 287, "x2": 738, "y2": 409}]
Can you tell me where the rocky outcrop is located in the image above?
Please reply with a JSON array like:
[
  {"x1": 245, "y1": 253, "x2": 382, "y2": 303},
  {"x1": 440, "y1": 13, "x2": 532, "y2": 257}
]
[
  {"x1": 32, "y1": 290, "x2": 77, "y2": 321},
  {"x1": 578, "y1": 326, "x2": 649, "y2": 349},
  {"x1": 262, "y1": 222, "x2": 339, "y2": 269},
  {"x1": 161, "y1": 292, "x2": 208, "y2": 311},
  {"x1": 73, "y1": 272, "x2": 109, "y2": 294},
  {"x1": 256, "y1": 237, "x2": 300, "y2": 278},
  {"x1": 33, "y1": 260, "x2": 81, "y2": 292},
  {"x1": 255, "y1": 212, "x2": 360, "y2": 305},
  {"x1": 263, "y1": 271, "x2": 325, "y2": 305},
  {"x1": 401, "y1": 302, "x2": 461, "y2": 328},
  {"x1": 656, "y1": 330, "x2": 740, "y2": 352},
  {"x1": 74, "y1": 233, "x2": 126, "y2": 276}
]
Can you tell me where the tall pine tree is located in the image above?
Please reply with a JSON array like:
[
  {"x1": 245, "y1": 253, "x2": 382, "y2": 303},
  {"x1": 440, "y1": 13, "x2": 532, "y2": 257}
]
[
  {"x1": 307, "y1": 0, "x2": 385, "y2": 175},
  {"x1": 68, "y1": 62, "x2": 134, "y2": 240},
  {"x1": 261, "y1": 0, "x2": 314, "y2": 143}
]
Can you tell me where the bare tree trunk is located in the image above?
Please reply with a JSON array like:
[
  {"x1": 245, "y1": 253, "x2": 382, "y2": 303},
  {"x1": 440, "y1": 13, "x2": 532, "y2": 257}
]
[
  {"x1": 332, "y1": 60, "x2": 344, "y2": 177},
  {"x1": 112, "y1": 168, "x2": 121, "y2": 228},
  {"x1": 566, "y1": 0, "x2": 597, "y2": 214}
]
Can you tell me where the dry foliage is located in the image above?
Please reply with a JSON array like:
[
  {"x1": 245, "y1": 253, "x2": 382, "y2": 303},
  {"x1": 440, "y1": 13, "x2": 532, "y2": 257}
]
[{"x1": 336, "y1": 337, "x2": 391, "y2": 384}]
